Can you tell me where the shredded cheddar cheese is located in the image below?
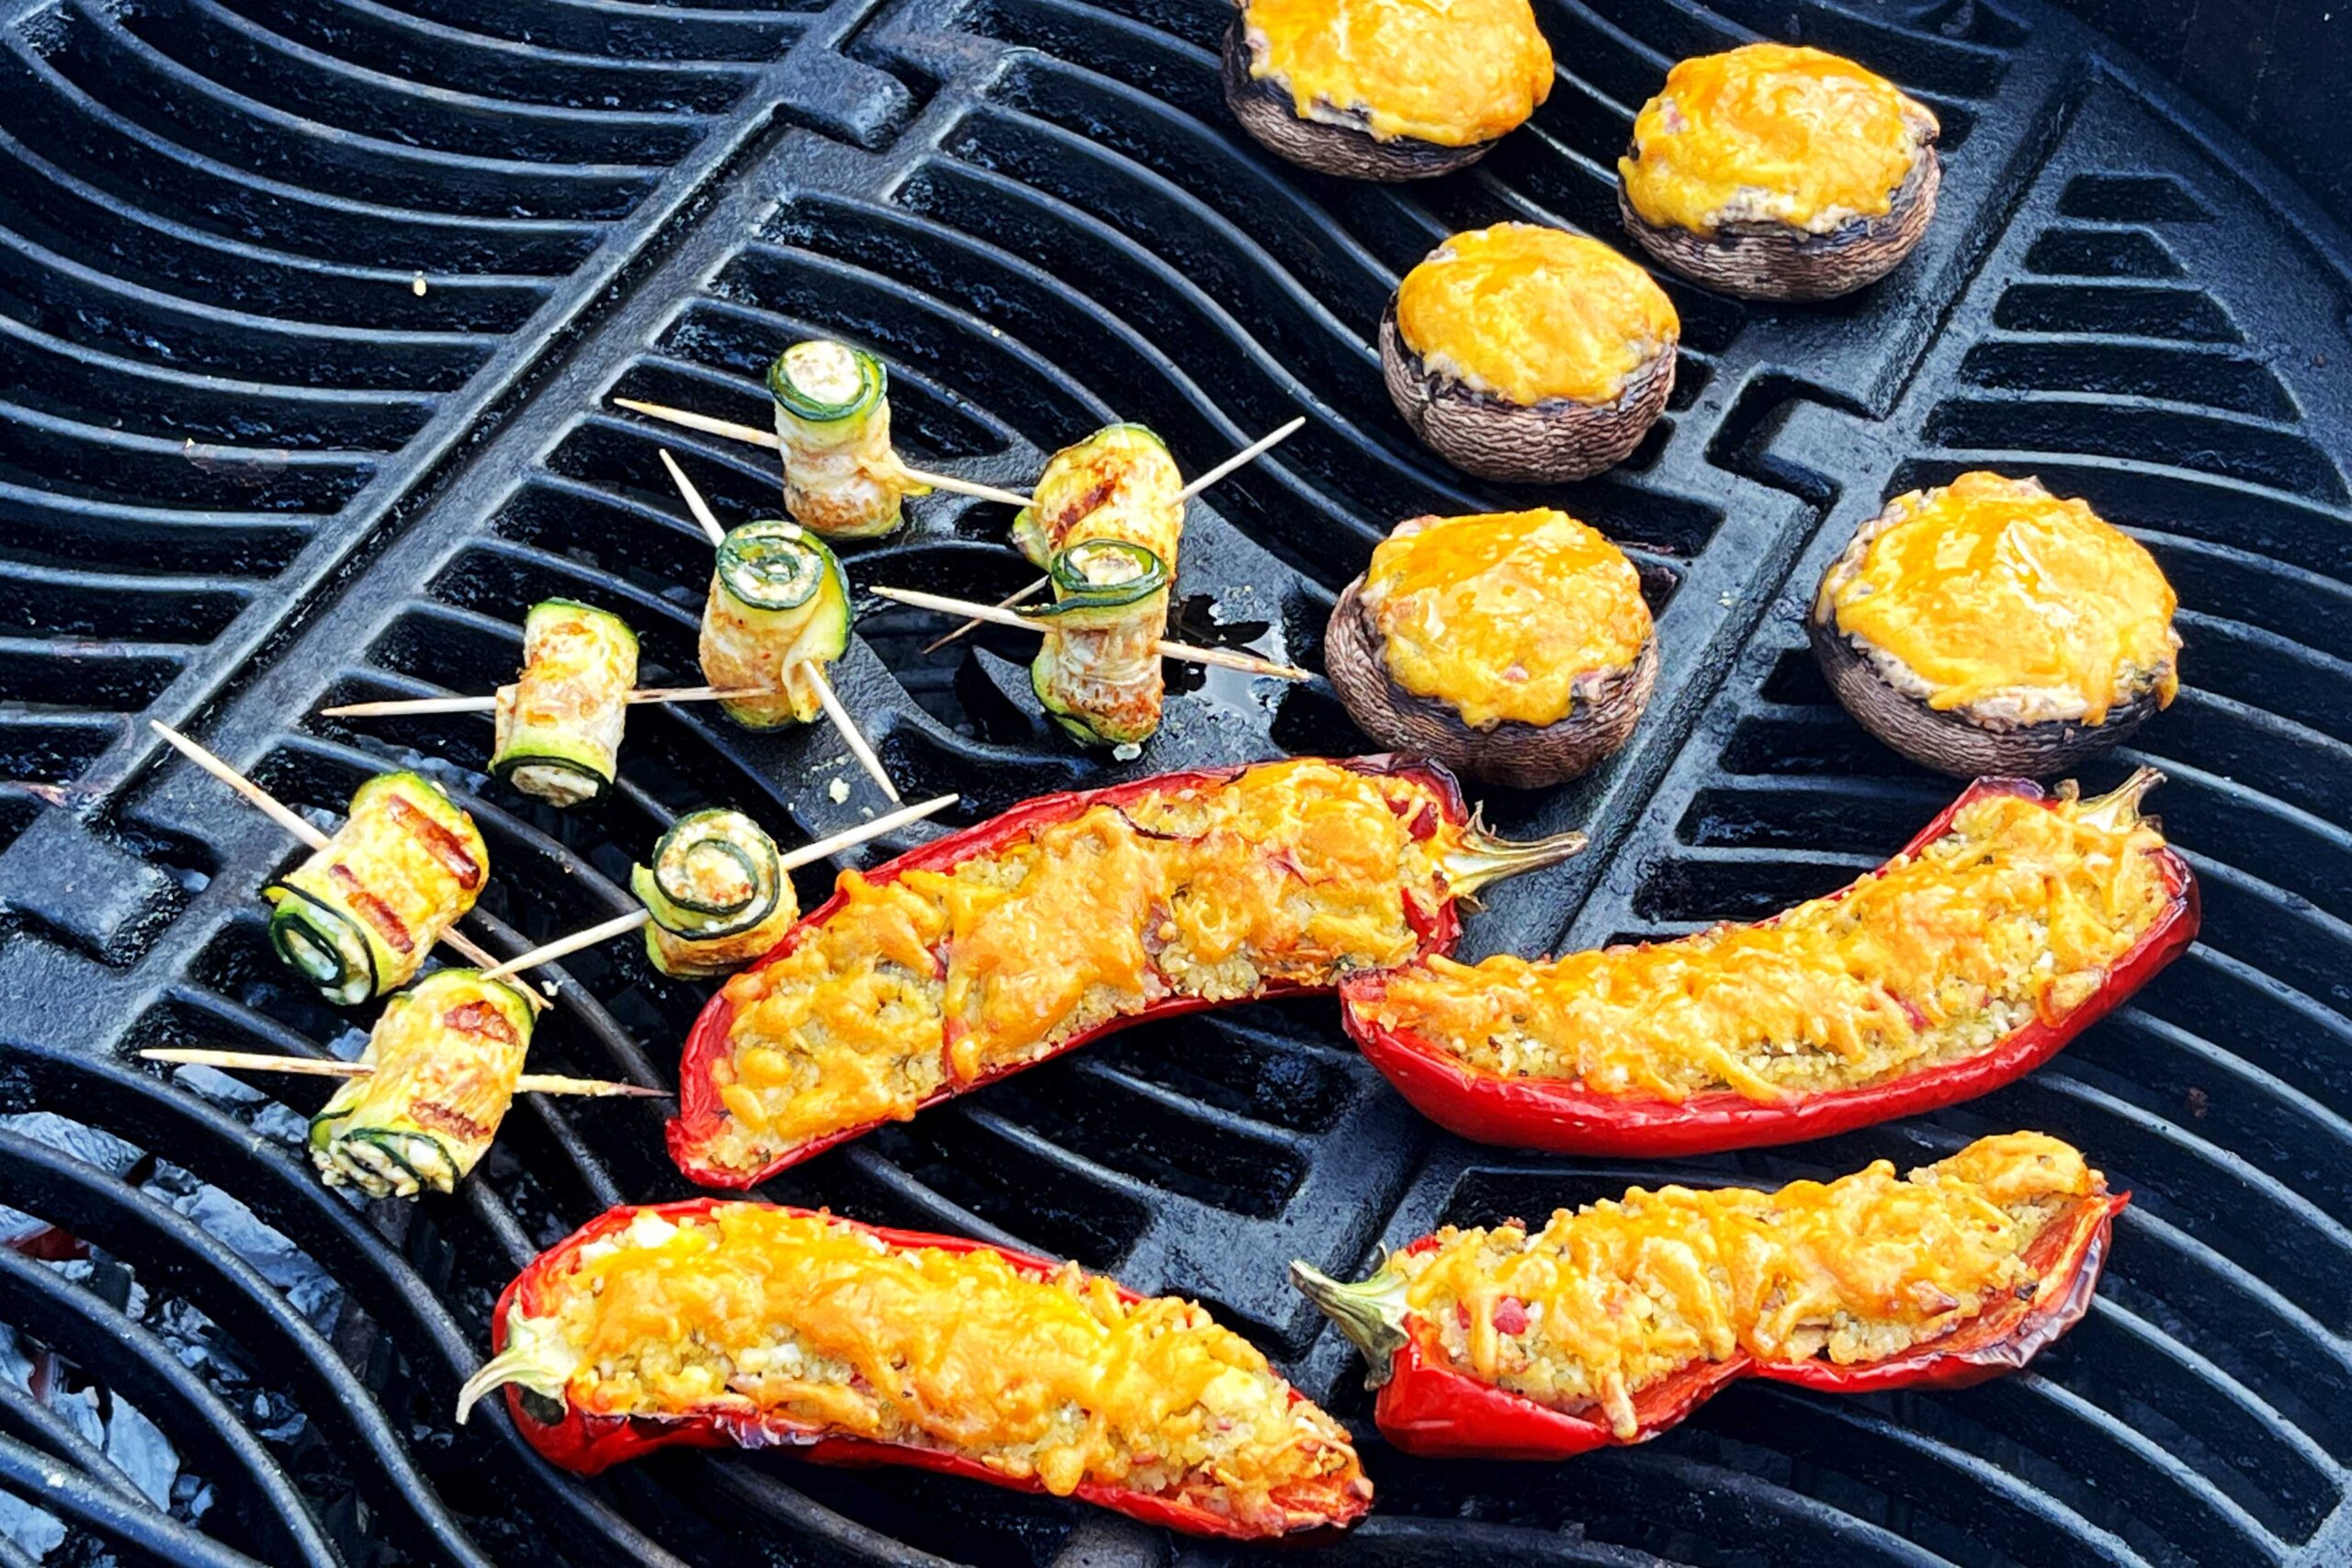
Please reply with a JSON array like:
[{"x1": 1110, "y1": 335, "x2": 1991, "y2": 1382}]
[
  {"x1": 1368, "y1": 783, "x2": 2170, "y2": 1101},
  {"x1": 1243, "y1": 0, "x2": 1553, "y2": 148},
  {"x1": 1619, "y1": 44, "x2": 1934, "y2": 235},
  {"x1": 1396, "y1": 225, "x2": 1679, "y2": 407},
  {"x1": 1396, "y1": 1133, "x2": 2094, "y2": 1436},
  {"x1": 1361, "y1": 510, "x2": 1651, "y2": 729},
  {"x1": 1819, "y1": 472, "x2": 2181, "y2": 727},
  {"x1": 704, "y1": 760, "x2": 1468, "y2": 1178},
  {"x1": 511, "y1": 1207, "x2": 1364, "y2": 1526}
]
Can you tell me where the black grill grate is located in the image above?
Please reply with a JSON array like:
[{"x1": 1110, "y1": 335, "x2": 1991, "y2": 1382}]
[{"x1": 0, "y1": 0, "x2": 2346, "y2": 1563}]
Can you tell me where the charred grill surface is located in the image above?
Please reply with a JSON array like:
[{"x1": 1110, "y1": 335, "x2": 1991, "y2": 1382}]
[{"x1": 0, "y1": 1, "x2": 2346, "y2": 1566}]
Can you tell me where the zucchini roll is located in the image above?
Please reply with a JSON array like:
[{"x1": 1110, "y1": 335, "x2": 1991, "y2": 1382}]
[
  {"x1": 630, "y1": 809, "x2": 801, "y2": 979},
  {"x1": 265, "y1": 773, "x2": 490, "y2": 1007},
  {"x1": 699, "y1": 519, "x2": 854, "y2": 730},
  {"x1": 1009, "y1": 424, "x2": 1184, "y2": 572},
  {"x1": 1031, "y1": 539, "x2": 1170, "y2": 749},
  {"x1": 310, "y1": 968, "x2": 535, "y2": 1199},
  {"x1": 769, "y1": 340, "x2": 927, "y2": 539},
  {"x1": 491, "y1": 599, "x2": 639, "y2": 807}
]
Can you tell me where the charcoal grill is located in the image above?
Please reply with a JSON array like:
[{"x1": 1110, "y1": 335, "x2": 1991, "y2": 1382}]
[{"x1": 0, "y1": 0, "x2": 2345, "y2": 1562}]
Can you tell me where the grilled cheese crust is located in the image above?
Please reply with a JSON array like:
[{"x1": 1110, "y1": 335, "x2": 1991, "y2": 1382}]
[
  {"x1": 1362, "y1": 510, "x2": 1651, "y2": 729},
  {"x1": 1396, "y1": 225, "x2": 1679, "y2": 407},
  {"x1": 1396, "y1": 1133, "x2": 2095, "y2": 1436},
  {"x1": 1367, "y1": 784, "x2": 2171, "y2": 1101},
  {"x1": 703, "y1": 760, "x2": 1466, "y2": 1177},
  {"x1": 510, "y1": 1206, "x2": 1367, "y2": 1528},
  {"x1": 1818, "y1": 472, "x2": 2180, "y2": 727},
  {"x1": 1242, "y1": 0, "x2": 1552, "y2": 147},
  {"x1": 1620, "y1": 44, "x2": 1933, "y2": 235}
]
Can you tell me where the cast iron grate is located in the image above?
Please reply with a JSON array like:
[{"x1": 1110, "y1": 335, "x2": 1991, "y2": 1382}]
[{"x1": 0, "y1": 0, "x2": 2346, "y2": 1563}]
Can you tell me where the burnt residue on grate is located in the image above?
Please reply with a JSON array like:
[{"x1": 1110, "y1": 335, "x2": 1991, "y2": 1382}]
[{"x1": 0, "y1": 0, "x2": 2348, "y2": 1565}]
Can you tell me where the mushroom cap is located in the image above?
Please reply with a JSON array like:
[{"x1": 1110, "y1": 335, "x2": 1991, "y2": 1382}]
[
  {"x1": 1617, "y1": 126, "x2": 1940, "y2": 301},
  {"x1": 1220, "y1": 16, "x2": 1498, "y2": 181},
  {"x1": 1327, "y1": 575, "x2": 1658, "y2": 788},
  {"x1": 1379, "y1": 298, "x2": 1676, "y2": 481},
  {"x1": 1807, "y1": 479, "x2": 2178, "y2": 777},
  {"x1": 1808, "y1": 612, "x2": 2163, "y2": 777}
]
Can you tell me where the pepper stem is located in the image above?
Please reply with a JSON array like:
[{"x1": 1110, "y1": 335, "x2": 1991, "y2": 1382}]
[
  {"x1": 454, "y1": 1319, "x2": 572, "y2": 1426},
  {"x1": 2077, "y1": 765, "x2": 2165, "y2": 835},
  {"x1": 1290, "y1": 1259, "x2": 1410, "y2": 1388},
  {"x1": 1443, "y1": 809, "x2": 1589, "y2": 897}
]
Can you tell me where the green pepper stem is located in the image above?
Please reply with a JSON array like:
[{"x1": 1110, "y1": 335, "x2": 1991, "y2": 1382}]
[
  {"x1": 1442, "y1": 812, "x2": 1589, "y2": 897},
  {"x1": 454, "y1": 1338, "x2": 570, "y2": 1426},
  {"x1": 1290, "y1": 1260, "x2": 1410, "y2": 1387},
  {"x1": 2078, "y1": 765, "x2": 2165, "y2": 835}
]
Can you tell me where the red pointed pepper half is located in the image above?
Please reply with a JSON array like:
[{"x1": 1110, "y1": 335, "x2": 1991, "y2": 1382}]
[
  {"x1": 670, "y1": 755, "x2": 1585, "y2": 1188},
  {"x1": 1341, "y1": 769, "x2": 2198, "y2": 1157},
  {"x1": 457, "y1": 1198, "x2": 1373, "y2": 1538},
  {"x1": 1292, "y1": 1169, "x2": 2126, "y2": 1460}
]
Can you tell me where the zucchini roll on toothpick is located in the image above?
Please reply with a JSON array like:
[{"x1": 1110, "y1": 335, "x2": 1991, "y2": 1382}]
[
  {"x1": 1032, "y1": 539, "x2": 1172, "y2": 749},
  {"x1": 700, "y1": 519, "x2": 853, "y2": 729},
  {"x1": 1618, "y1": 44, "x2": 1939, "y2": 300},
  {"x1": 1811, "y1": 472, "x2": 2181, "y2": 777},
  {"x1": 309, "y1": 968, "x2": 534, "y2": 1199},
  {"x1": 631, "y1": 809, "x2": 801, "y2": 979},
  {"x1": 1328, "y1": 511, "x2": 1657, "y2": 787},
  {"x1": 1012, "y1": 423, "x2": 1184, "y2": 570},
  {"x1": 769, "y1": 340, "x2": 928, "y2": 539},
  {"x1": 1224, "y1": 0, "x2": 1552, "y2": 180},
  {"x1": 1382, "y1": 224, "x2": 1678, "y2": 481},
  {"x1": 266, "y1": 773, "x2": 489, "y2": 1006},
  {"x1": 491, "y1": 599, "x2": 639, "y2": 807}
]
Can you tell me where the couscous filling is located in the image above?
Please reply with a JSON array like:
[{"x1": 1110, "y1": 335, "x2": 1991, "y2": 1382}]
[
  {"x1": 701, "y1": 761, "x2": 1485, "y2": 1177},
  {"x1": 1363, "y1": 778, "x2": 2171, "y2": 1102},
  {"x1": 1396, "y1": 1132, "x2": 2095, "y2": 1435}
]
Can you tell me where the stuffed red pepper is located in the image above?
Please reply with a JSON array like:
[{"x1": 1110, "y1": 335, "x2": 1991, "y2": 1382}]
[
  {"x1": 1293, "y1": 1131, "x2": 2123, "y2": 1458},
  {"x1": 456, "y1": 1200, "x2": 1372, "y2": 1538},
  {"x1": 1341, "y1": 769, "x2": 2196, "y2": 1156},
  {"x1": 670, "y1": 756, "x2": 1585, "y2": 1188}
]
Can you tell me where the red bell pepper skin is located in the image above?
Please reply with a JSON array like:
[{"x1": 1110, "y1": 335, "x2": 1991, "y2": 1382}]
[
  {"x1": 671, "y1": 755, "x2": 1578, "y2": 1189},
  {"x1": 1341, "y1": 774, "x2": 2198, "y2": 1157},
  {"x1": 1330, "y1": 1184, "x2": 2125, "y2": 1461},
  {"x1": 483, "y1": 1198, "x2": 1372, "y2": 1538}
]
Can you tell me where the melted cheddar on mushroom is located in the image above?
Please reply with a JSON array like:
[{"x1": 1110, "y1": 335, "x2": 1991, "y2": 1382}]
[
  {"x1": 1817, "y1": 472, "x2": 2180, "y2": 727},
  {"x1": 1619, "y1": 43, "x2": 1934, "y2": 235},
  {"x1": 1241, "y1": 0, "x2": 1554, "y2": 147},
  {"x1": 1396, "y1": 225, "x2": 1679, "y2": 407},
  {"x1": 1361, "y1": 510, "x2": 1651, "y2": 729},
  {"x1": 1395, "y1": 1133, "x2": 2097, "y2": 1436}
]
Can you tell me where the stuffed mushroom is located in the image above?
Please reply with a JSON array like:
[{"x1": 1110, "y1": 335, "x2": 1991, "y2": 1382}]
[
  {"x1": 1327, "y1": 510, "x2": 1657, "y2": 787},
  {"x1": 1617, "y1": 43, "x2": 1939, "y2": 301},
  {"x1": 1810, "y1": 471, "x2": 2181, "y2": 777},
  {"x1": 1380, "y1": 223, "x2": 1678, "y2": 482},
  {"x1": 1223, "y1": 0, "x2": 1553, "y2": 181}
]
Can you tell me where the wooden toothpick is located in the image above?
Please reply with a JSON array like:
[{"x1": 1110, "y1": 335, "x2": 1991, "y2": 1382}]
[
  {"x1": 617, "y1": 399, "x2": 1032, "y2": 507},
  {"x1": 473, "y1": 793, "x2": 957, "y2": 982},
  {"x1": 139, "y1": 1047, "x2": 666, "y2": 1099},
  {"x1": 1177, "y1": 416, "x2": 1307, "y2": 502},
  {"x1": 320, "y1": 685, "x2": 782, "y2": 719},
  {"x1": 147, "y1": 722, "x2": 551, "y2": 1009},
  {"x1": 866, "y1": 587, "x2": 1313, "y2": 682},
  {"x1": 920, "y1": 575, "x2": 1050, "y2": 655}
]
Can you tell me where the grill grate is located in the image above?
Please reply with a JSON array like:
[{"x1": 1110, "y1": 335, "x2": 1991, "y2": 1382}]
[{"x1": 0, "y1": 0, "x2": 2346, "y2": 1563}]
